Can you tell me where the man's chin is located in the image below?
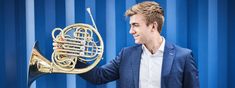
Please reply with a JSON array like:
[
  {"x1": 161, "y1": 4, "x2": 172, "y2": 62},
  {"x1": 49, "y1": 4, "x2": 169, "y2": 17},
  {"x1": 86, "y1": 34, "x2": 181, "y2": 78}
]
[{"x1": 134, "y1": 41, "x2": 142, "y2": 44}]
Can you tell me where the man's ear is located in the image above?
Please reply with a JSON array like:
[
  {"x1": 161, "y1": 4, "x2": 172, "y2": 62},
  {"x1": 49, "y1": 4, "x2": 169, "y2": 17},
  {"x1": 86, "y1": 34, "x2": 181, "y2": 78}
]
[{"x1": 151, "y1": 21, "x2": 158, "y2": 32}]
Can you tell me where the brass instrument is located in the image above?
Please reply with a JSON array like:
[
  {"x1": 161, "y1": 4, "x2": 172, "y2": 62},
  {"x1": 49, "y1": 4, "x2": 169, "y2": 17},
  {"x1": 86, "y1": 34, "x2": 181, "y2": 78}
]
[{"x1": 28, "y1": 8, "x2": 103, "y2": 87}]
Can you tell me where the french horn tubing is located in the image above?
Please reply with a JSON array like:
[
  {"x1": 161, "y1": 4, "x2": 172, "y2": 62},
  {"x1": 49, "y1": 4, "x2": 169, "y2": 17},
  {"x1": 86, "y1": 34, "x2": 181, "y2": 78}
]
[{"x1": 28, "y1": 8, "x2": 103, "y2": 87}]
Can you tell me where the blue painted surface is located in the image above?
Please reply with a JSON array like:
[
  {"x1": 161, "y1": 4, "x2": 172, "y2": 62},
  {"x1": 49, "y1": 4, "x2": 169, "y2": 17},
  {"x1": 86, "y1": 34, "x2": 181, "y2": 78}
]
[
  {"x1": 0, "y1": 0, "x2": 235, "y2": 88},
  {"x1": 125, "y1": 0, "x2": 135, "y2": 47},
  {"x1": 176, "y1": 0, "x2": 188, "y2": 47},
  {"x1": 217, "y1": 0, "x2": 228, "y2": 88},
  {"x1": 208, "y1": 0, "x2": 218, "y2": 88},
  {"x1": 166, "y1": 0, "x2": 177, "y2": 43},
  {"x1": 26, "y1": 0, "x2": 36, "y2": 87},
  {"x1": 4, "y1": 0, "x2": 17, "y2": 88},
  {"x1": 65, "y1": 0, "x2": 76, "y2": 88},
  {"x1": 106, "y1": 0, "x2": 117, "y2": 88},
  {"x1": 115, "y1": 0, "x2": 126, "y2": 54},
  {"x1": 55, "y1": 1, "x2": 67, "y2": 88},
  {"x1": 197, "y1": 0, "x2": 208, "y2": 88},
  {"x1": 15, "y1": 0, "x2": 27, "y2": 88},
  {"x1": 228, "y1": 0, "x2": 235, "y2": 88},
  {"x1": 74, "y1": 0, "x2": 87, "y2": 88},
  {"x1": 0, "y1": 0, "x2": 6, "y2": 88},
  {"x1": 34, "y1": 0, "x2": 47, "y2": 88}
]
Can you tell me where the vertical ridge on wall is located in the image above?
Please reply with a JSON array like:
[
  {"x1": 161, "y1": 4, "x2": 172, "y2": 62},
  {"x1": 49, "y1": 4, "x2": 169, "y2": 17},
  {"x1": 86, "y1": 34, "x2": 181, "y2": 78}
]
[
  {"x1": 75, "y1": 0, "x2": 85, "y2": 23},
  {"x1": 208, "y1": 0, "x2": 218, "y2": 88},
  {"x1": 44, "y1": 0, "x2": 61, "y2": 88},
  {"x1": 85, "y1": 0, "x2": 96, "y2": 88},
  {"x1": 95, "y1": 0, "x2": 106, "y2": 66},
  {"x1": 56, "y1": 0, "x2": 66, "y2": 28},
  {"x1": 74, "y1": 0, "x2": 86, "y2": 87},
  {"x1": 54, "y1": 0, "x2": 67, "y2": 88},
  {"x1": 65, "y1": 0, "x2": 76, "y2": 87},
  {"x1": 228, "y1": 0, "x2": 235, "y2": 87},
  {"x1": 187, "y1": 0, "x2": 199, "y2": 61},
  {"x1": 4, "y1": 0, "x2": 17, "y2": 87},
  {"x1": 26, "y1": 0, "x2": 36, "y2": 87},
  {"x1": 65, "y1": 0, "x2": 76, "y2": 88},
  {"x1": 0, "y1": 0, "x2": 6, "y2": 87},
  {"x1": 197, "y1": 0, "x2": 208, "y2": 88},
  {"x1": 106, "y1": 0, "x2": 116, "y2": 88},
  {"x1": 15, "y1": 0, "x2": 27, "y2": 87},
  {"x1": 34, "y1": 0, "x2": 47, "y2": 87},
  {"x1": 166, "y1": 0, "x2": 176, "y2": 43},
  {"x1": 96, "y1": 0, "x2": 107, "y2": 88},
  {"x1": 176, "y1": 0, "x2": 188, "y2": 47},
  {"x1": 217, "y1": 0, "x2": 228, "y2": 87},
  {"x1": 125, "y1": 0, "x2": 135, "y2": 47},
  {"x1": 115, "y1": 1, "x2": 126, "y2": 87},
  {"x1": 115, "y1": 0, "x2": 126, "y2": 54}
]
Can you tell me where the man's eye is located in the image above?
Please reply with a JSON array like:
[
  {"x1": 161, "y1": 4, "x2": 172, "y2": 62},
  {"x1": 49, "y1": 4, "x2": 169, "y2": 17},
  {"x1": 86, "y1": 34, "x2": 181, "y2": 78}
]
[
  {"x1": 130, "y1": 23, "x2": 139, "y2": 27},
  {"x1": 134, "y1": 24, "x2": 139, "y2": 27}
]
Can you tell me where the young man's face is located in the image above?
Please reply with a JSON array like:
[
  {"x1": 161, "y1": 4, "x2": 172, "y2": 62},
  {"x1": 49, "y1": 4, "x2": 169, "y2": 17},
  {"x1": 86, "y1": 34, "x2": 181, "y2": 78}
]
[{"x1": 129, "y1": 14, "x2": 153, "y2": 44}]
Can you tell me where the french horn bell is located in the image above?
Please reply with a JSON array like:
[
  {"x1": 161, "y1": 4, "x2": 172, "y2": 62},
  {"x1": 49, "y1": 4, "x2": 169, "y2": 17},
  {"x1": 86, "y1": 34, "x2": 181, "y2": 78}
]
[{"x1": 28, "y1": 8, "x2": 104, "y2": 87}]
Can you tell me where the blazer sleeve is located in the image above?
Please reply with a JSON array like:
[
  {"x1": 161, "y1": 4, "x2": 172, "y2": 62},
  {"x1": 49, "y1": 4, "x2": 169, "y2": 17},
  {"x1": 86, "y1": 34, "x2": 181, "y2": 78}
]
[
  {"x1": 77, "y1": 48, "x2": 124, "y2": 84},
  {"x1": 183, "y1": 52, "x2": 200, "y2": 88}
]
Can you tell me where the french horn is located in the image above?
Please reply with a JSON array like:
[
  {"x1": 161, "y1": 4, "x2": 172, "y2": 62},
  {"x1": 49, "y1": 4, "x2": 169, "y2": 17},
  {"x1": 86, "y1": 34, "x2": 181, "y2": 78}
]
[{"x1": 28, "y1": 8, "x2": 104, "y2": 87}]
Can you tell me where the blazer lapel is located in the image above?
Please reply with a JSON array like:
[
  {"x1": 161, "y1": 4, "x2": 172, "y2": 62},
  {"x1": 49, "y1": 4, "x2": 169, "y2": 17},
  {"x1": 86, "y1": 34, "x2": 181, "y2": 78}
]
[
  {"x1": 161, "y1": 41, "x2": 175, "y2": 88},
  {"x1": 131, "y1": 45, "x2": 142, "y2": 88}
]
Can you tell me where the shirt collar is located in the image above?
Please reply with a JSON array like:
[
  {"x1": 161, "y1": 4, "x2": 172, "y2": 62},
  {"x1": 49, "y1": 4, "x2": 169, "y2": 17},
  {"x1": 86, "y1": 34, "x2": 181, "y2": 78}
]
[{"x1": 158, "y1": 37, "x2": 165, "y2": 52}]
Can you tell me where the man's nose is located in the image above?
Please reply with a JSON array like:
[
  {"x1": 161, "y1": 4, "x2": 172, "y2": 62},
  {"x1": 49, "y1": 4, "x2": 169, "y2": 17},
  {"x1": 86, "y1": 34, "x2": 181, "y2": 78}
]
[{"x1": 129, "y1": 28, "x2": 135, "y2": 34}]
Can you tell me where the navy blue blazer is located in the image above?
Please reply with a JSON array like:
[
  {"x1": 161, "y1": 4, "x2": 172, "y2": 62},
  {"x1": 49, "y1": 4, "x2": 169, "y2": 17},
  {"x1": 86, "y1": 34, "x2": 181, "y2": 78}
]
[{"x1": 79, "y1": 41, "x2": 199, "y2": 88}]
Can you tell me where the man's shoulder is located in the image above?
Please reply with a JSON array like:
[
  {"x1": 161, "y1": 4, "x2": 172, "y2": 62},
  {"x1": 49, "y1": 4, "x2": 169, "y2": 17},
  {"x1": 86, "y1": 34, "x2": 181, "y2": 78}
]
[
  {"x1": 166, "y1": 41, "x2": 192, "y2": 56},
  {"x1": 174, "y1": 44, "x2": 192, "y2": 54},
  {"x1": 165, "y1": 42, "x2": 194, "y2": 62}
]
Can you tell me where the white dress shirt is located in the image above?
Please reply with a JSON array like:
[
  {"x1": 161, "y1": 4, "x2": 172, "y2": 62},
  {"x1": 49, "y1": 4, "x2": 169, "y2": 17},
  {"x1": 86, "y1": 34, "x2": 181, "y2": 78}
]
[{"x1": 139, "y1": 37, "x2": 165, "y2": 88}]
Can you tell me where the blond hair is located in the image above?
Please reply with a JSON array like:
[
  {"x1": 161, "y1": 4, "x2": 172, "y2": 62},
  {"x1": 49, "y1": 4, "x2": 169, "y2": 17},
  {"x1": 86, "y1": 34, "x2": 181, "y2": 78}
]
[{"x1": 125, "y1": 1, "x2": 164, "y2": 33}]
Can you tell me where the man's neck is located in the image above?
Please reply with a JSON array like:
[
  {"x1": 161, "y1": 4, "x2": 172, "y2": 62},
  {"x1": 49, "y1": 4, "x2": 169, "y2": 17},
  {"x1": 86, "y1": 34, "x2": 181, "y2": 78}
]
[{"x1": 144, "y1": 36, "x2": 163, "y2": 54}]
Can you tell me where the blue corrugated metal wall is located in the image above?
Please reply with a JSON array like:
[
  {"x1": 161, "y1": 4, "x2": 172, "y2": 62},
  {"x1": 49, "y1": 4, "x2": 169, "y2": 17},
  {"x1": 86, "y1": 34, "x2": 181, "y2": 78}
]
[{"x1": 0, "y1": 0, "x2": 235, "y2": 88}]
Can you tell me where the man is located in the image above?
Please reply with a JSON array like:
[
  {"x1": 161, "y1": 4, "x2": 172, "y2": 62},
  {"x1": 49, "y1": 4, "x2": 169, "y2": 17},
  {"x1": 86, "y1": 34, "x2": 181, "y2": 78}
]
[{"x1": 79, "y1": 1, "x2": 199, "y2": 88}]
